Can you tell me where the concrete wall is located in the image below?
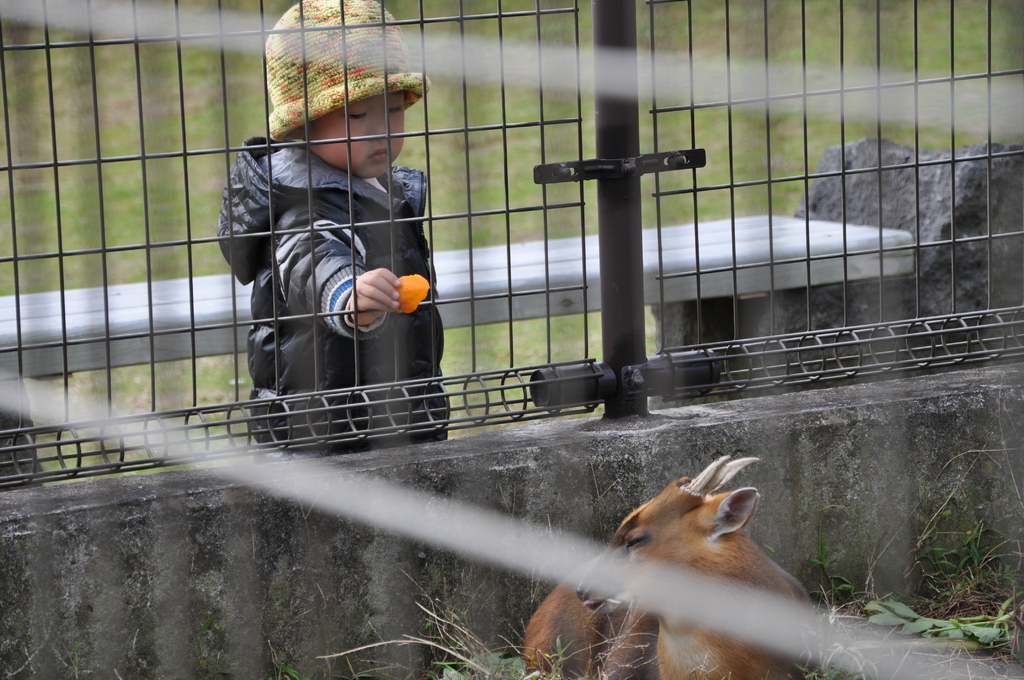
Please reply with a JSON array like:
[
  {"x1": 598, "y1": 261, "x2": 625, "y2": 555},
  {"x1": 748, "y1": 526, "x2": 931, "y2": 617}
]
[{"x1": 1, "y1": 363, "x2": 1023, "y2": 679}]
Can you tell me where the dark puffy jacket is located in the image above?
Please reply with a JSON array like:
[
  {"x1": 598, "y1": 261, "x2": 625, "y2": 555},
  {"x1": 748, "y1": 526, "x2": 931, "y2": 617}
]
[{"x1": 218, "y1": 137, "x2": 446, "y2": 452}]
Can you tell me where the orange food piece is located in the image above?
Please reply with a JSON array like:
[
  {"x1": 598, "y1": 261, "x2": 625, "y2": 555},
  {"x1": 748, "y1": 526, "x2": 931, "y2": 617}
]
[{"x1": 396, "y1": 273, "x2": 431, "y2": 313}]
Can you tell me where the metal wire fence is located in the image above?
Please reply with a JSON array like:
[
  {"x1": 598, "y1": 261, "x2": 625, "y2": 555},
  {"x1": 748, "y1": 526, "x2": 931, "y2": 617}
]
[{"x1": 1, "y1": 0, "x2": 1022, "y2": 485}]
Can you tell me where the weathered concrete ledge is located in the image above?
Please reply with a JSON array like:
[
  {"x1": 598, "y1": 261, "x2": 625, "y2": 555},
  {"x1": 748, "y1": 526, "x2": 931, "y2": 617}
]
[{"x1": 2, "y1": 364, "x2": 1023, "y2": 678}]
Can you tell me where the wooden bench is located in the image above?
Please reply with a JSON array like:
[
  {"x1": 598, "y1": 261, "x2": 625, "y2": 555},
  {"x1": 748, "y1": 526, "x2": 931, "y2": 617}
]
[{"x1": 0, "y1": 216, "x2": 913, "y2": 378}]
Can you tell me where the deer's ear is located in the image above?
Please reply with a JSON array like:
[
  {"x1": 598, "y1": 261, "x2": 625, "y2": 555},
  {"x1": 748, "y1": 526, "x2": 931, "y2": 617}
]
[{"x1": 710, "y1": 488, "x2": 760, "y2": 540}]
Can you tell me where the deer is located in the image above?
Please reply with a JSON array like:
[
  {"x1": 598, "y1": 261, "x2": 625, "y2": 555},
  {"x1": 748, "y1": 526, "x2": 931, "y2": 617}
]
[{"x1": 523, "y1": 456, "x2": 810, "y2": 680}]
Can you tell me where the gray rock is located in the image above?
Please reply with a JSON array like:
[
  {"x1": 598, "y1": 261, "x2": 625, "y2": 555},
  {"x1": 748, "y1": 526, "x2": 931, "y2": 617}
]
[
  {"x1": 655, "y1": 138, "x2": 1024, "y2": 354},
  {"x1": 797, "y1": 137, "x2": 1024, "y2": 318}
]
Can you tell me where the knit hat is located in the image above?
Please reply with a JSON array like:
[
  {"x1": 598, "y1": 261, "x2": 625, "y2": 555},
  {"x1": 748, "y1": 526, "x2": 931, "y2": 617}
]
[{"x1": 265, "y1": 0, "x2": 428, "y2": 140}]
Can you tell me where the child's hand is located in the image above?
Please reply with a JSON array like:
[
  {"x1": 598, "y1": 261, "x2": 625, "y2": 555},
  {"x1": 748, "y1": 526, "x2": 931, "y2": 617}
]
[{"x1": 350, "y1": 268, "x2": 401, "y2": 326}]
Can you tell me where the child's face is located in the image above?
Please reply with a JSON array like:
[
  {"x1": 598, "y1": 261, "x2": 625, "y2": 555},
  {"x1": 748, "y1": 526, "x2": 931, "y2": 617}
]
[{"x1": 309, "y1": 91, "x2": 406, "y2": 179}]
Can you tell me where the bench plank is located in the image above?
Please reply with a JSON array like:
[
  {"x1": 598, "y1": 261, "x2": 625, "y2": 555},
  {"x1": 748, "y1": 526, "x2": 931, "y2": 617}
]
[
  {"x1": 0, "y1": 216, "x2": 913, "y2": 377},
  {"x1": 433, "y1": 216, "x2": 913, "y2": 325},
  {"x1": 0, "y1": 276, "x2": 252, "y2": 377}
]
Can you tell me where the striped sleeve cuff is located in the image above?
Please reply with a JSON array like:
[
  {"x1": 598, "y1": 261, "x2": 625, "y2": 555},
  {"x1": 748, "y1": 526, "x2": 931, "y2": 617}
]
[
  {"x1": 321, "y1": 269, "x2": 389, "y2": 337},
  {"x1": 322, "y1": 270, "x2": 356, "y2": 336}
]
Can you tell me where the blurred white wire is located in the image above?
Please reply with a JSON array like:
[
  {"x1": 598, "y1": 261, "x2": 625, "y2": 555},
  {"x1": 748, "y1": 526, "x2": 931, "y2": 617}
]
[{"x1": 1, "y1": 0, "x2": 1019, "y2": 137}]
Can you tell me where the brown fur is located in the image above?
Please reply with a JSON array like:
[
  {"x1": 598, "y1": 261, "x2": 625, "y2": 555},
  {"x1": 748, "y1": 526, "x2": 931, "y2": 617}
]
[
  {"x1": 523, "y1": 470, "x2": 810, "y2": 680},
  {"x1": 524, "y1": 563, "x2": 659, "y2": 680}
]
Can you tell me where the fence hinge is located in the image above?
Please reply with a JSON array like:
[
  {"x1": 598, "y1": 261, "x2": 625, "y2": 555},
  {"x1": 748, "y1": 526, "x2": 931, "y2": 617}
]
[
  {"x1": 620, "y1": 349, "x2": 721, "y2": 401},
  {"x1": 533, "y1": 148, "x2": 706, "y2": 185}
]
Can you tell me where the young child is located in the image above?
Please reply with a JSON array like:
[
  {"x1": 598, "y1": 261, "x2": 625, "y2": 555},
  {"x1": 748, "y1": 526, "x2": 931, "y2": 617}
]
[{"x1": 218, "y1": 0, "x2": 446, "y2": 453}]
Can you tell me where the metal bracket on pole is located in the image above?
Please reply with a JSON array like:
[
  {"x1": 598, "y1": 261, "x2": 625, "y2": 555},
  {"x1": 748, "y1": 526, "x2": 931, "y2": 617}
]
[{"x1": 533, "y1": 148, "x2": 706, "y2": 185}]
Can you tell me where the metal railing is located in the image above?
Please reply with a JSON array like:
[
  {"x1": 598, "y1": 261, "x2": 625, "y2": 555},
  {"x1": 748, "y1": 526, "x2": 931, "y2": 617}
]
[{"x1": 0, "y1": 360, "x2": 614, "y2": 487}]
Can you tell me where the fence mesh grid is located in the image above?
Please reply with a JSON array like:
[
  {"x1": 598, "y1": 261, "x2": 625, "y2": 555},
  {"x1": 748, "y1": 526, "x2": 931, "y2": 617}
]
[{"x1": 1, "y1": 0, "x2": 1022, "y2": 484}]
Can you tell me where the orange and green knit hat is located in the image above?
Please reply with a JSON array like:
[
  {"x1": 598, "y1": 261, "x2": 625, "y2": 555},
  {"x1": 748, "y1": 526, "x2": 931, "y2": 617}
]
[{"x1": 265, "y1": 0, "x2": 428, "y2": 140}]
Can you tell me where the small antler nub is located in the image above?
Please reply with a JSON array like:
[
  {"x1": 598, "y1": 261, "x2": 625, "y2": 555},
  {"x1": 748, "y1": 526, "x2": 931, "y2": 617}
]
[{"x1": 680, "y1": 455, "x2": 759, "y2": 497}]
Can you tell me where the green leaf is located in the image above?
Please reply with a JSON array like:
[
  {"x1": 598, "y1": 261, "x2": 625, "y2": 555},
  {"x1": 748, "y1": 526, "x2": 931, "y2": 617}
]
[
  {"x1": 500, "y1": 656, "x2": 525, "y2": 672},
  {"x1": 877, "y1": 600, "x2": 921, "y2": 620},
  {"x1": 868, "y1": 612, "x2": 910, "y2": 627},
  {"x1": 901, "y1": 618, "x2": 942, "y2": 635},
  {"x1": 865, "y1": 600, "x2": 917, "y2": 628},
  {"x1": 199, "y1": 614, "x2": 217, "y2": 635},
  {"x1": 963, "y1": 625, "x2": 1003, "y2": 645}
]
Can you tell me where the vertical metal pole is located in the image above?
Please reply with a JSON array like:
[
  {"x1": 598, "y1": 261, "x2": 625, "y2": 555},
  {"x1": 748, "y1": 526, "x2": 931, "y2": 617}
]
[{"x1": 593, "y1": 0, "x2": 647, "y2": 418}]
